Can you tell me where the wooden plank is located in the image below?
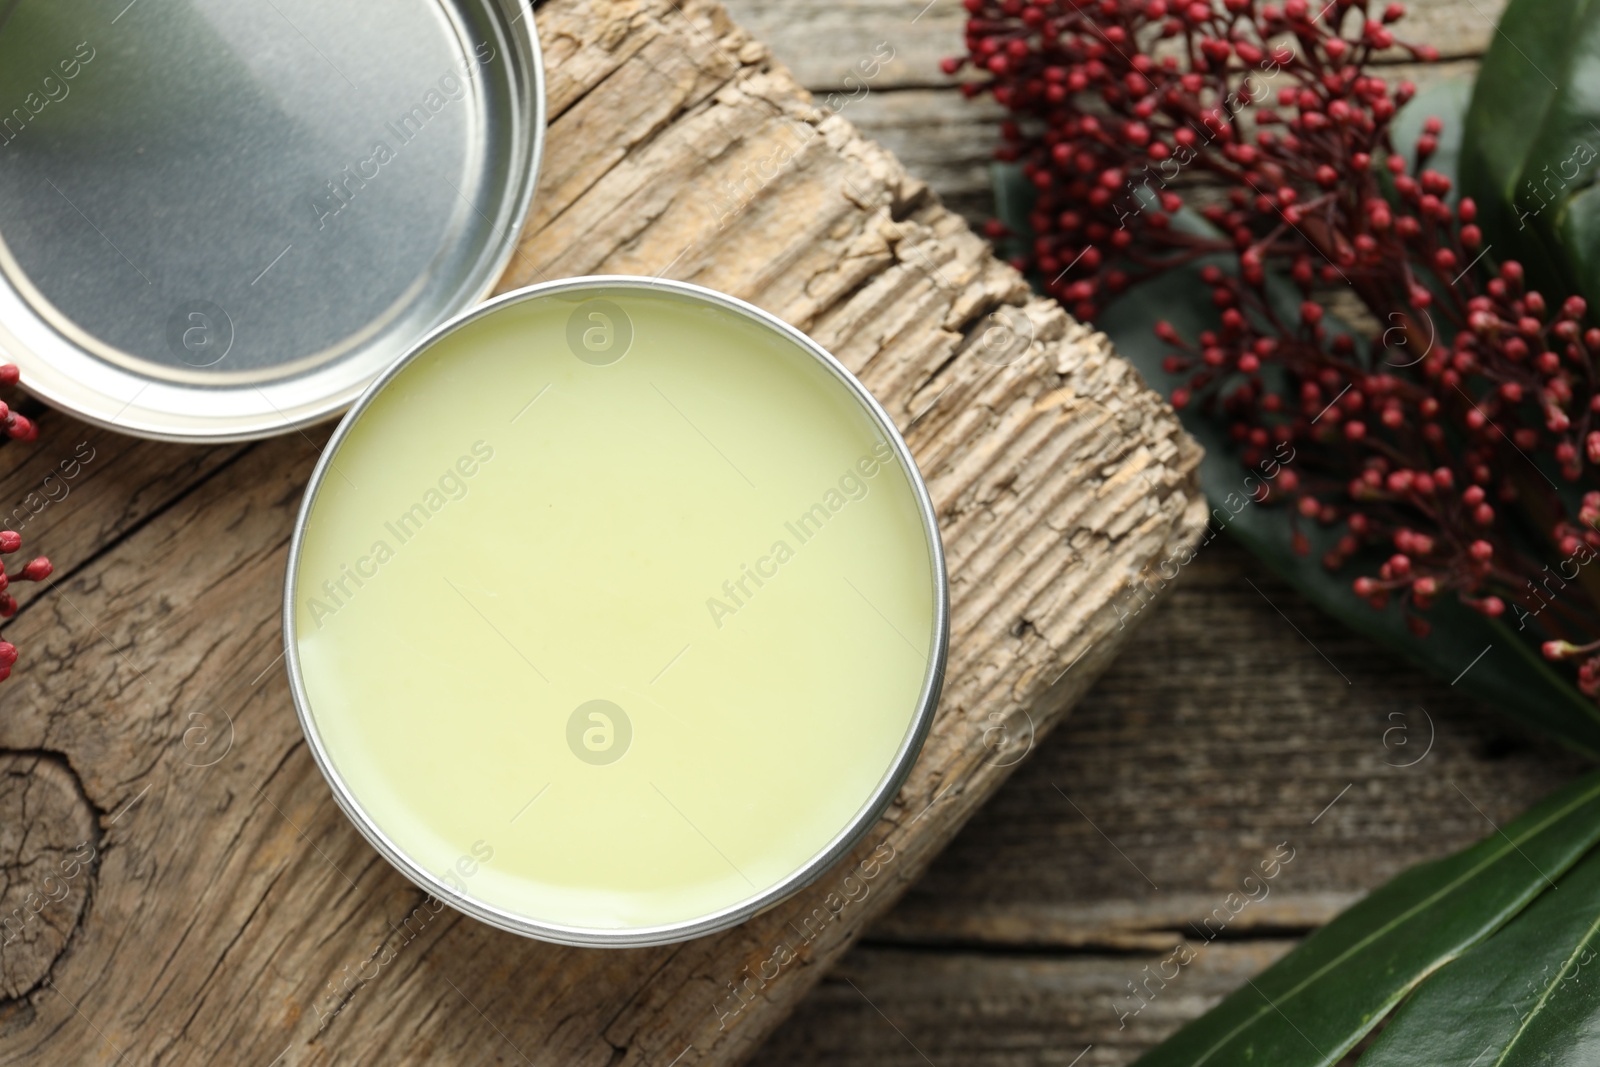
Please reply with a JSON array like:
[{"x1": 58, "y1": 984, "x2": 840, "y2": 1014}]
[
  {"x1": 1385, "y1": 0, "x2": 1502, "y2": 60},
  {"x1": 761, "y1": 940, "x2": 1299, "y2": 1067},
  {"x1": 713, "y1": 0, "x2": 969, "y2": 91},
  {"x1": 0, "y1": 1, "x2": 1206, "y2": 1063},
  {"x1": 0, "y1": 415, "x2": 245, "y2": 588},
  {"x1": 840, "y1": 89, "x2": 1003, "y2": 222}
]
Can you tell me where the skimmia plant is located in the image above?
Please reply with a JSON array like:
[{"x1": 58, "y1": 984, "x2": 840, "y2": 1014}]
[
  {"x1": 954, "y1": 0, "x2": 1600, "y2": 1061},
  {"x1": 0, "y1": 363, "x2": 52, "y2": 683},
  {"x1": 951, "y1": 0, "x2": 1600, "y2": 723}
]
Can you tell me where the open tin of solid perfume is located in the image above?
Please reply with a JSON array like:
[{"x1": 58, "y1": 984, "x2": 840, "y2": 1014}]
[
  {"x1": 0, "y1": 0, "x2": 543, "y2": 441},
  {"x1": 284, "y1": 277, "x2": 950, "y2": 946}
]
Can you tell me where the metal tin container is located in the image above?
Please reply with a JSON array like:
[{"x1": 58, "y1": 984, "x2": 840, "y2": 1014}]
[
  {"x1": 0, "y1": 0, "x2": 543, "y2": 442},
  {"x1": 283, "y1": 277, "x2": 949, "y2": 947}
]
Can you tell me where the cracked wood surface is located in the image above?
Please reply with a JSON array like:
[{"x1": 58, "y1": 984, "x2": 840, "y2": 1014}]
[{"x1": 0, "y1": 0, "x2": 1204, "y2": 1063}]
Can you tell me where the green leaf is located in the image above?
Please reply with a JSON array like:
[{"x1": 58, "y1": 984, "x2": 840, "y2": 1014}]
[
  {"x1": 1132, "y1": 771, "x2": 1600, "y2": 1067},
  {"x1": 1359, "y1": 840, "x2": 1600, "y2": 1067},
  {"x1": 1460, "y1": 0, "x2": 1600, "y2": 310},
  {"x1": 990, "y1": 161, "x2": 1036, "y2": 266},
  {"x1": 1095, "y1": 238, "x2": 1600, "y2": 758},
  {"x1": 1390, "y1": 77, "x2": 1473, "y2": 203}
]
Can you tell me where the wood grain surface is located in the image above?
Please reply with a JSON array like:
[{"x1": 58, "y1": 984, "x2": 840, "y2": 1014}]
[
  {"x1": 0, "y1": 0, "x2": 1213, "y2": 1064},
  {"x1": 709, "y1": 0, "x2": 1587, "y2": 1063}
]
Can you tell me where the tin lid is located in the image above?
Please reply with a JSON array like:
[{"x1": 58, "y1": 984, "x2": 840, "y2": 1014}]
[{"x1": 0, "y1": 0, "x2": 543, "y2": 442}]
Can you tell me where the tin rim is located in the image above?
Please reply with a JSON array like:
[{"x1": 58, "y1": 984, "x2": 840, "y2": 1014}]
[
  {"x1": 281, "y1": 275, "x2": 950, "y2": 947},
  {"x1": 0, "y1": 0, "x2": 546, "y2": 444}
]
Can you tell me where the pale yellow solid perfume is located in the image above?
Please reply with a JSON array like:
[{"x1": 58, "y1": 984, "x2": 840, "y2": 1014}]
[{"x1": 286, "y1": 278, "x2": 947, "y2": 946}]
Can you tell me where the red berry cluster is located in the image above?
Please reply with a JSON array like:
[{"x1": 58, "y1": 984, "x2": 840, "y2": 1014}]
[
  {"x1": 0, "y1": 363, "x2": 51, "y2": 683},
  {"x1": 955, "y1": 0, "x2": 1600, "y2": 699},
  {"x1": 948, "y1": 0, "x2": 1437, "y2": 319},
  {"x1": 0, "y1": 364, "x2": 36, "y2": 443},
  {"x1": 1160, "y1": 241, "x2": 1588, "y2": 635}
]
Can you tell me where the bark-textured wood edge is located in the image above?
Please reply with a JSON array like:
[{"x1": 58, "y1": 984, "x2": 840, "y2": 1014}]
[{"x1": 0, "y1": 1, "x2": 1205, "y2": 1063}]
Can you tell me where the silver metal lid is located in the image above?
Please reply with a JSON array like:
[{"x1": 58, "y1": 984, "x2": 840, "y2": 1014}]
[{"x1": 0, "y1": 0, "x2": 543, "y2": 442}]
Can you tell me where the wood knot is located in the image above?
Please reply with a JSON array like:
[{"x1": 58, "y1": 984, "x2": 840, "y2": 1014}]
[{"x1": 0, "y1": 753, "x2": 98, "y2": 1000}]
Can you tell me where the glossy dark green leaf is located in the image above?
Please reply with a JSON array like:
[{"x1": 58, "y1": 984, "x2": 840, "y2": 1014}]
[
  {"x1": 1360, "y1": 840, "x2": 1600, "y2": 1067},
  {"x1": 1132, "y1": 771, "x2": 1600, "y2": 1067},
  {"x1": 1461, "y1": 0, "x2": 1600, "y2": 309}
]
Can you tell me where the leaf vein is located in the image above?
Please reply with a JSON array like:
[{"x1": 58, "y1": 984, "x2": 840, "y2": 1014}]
[{"x1": 1491, "y1": 906, "x2": 1600, "y2": 1066}]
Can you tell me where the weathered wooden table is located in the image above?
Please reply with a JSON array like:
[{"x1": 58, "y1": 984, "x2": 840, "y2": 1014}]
[
  {"x1": 720, "y1": 1, "x2": 1591, "y2": 1064},
  {"x1": 0, "y1": 1, "x2": 1215, "y2": 1063},
  {"x1": 4, "y1": 0, "x2": 1574, "y2": 1063}
]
